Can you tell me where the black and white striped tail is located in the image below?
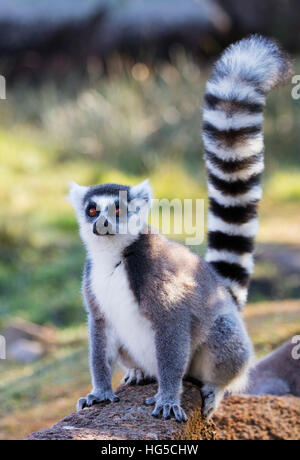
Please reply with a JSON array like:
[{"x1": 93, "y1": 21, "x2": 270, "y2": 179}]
[{"x1": 203, "y1": 35, "x2": 292, "y2": 309}]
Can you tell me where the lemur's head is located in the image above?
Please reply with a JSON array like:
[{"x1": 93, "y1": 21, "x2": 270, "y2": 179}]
[{"x1": 68, "y1": 180, "x2": 152, "y2": 249}]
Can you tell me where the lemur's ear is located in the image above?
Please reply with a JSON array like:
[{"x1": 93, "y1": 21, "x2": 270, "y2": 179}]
[
  {"x1": 130, "y1": 179, "x2": 153, "y2": 207},
  {"x1": 66, "y1": 181, "x2": 89, "y2": 209}
]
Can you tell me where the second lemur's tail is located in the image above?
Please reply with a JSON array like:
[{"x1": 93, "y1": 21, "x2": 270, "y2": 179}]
[{"x1": 203, "y1": 35, "x2": 292, "y2": 310}]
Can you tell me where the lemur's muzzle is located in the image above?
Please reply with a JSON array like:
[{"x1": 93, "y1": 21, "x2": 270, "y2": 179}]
[{"x1": 93, "y1": 215, "x2": 113, "y2": 235}]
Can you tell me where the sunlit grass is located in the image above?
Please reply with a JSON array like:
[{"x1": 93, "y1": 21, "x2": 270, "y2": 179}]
[{"x1": 265, "y1": 171, "x2": 300, "y2": 203}]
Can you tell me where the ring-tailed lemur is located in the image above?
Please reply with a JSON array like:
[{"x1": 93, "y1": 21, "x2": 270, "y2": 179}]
[{"x1": 68, "y1": 36, "x2": 291, "y2": 422}]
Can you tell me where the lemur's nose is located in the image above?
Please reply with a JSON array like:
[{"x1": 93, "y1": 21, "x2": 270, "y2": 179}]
[
  {"x1": 93, "y1": 222, "x2": 99, "y2": 235},
  {"x1": 93, "y1": 216, "x2": 109, "y2": 235}
]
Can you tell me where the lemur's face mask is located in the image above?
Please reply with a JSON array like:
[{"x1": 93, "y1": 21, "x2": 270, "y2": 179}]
[
  {"x1": 86, "y1": 193, "x2": 142, "y2": 236},
  {"x1": 68, "y1": 180, "x2": 152, "y2": 239}
]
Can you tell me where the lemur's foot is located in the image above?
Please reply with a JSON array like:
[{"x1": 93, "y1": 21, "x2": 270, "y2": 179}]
[
  {"x1": 121, "y1": 368, "x2": 146, "y2": 385},
  {"x1": 201, "y1": 384, "x2": 223, "y2": 419},
  {"x1": 76, "y1": 389, "x2": 119, "y2": 411},
  {"x1": 144, "y1": 394, "x2": 187, "y2": 423}
]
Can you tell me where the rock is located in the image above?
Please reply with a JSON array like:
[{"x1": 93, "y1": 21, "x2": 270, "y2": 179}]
[
  {"x1": 0, "y1": 0, "x2": 230, "y2": 57},
  {"x1": 217, "y1": 0, "x2": 300, "y2": 51},
  {"x1": 3, "y1": 318, "x2": 56, "y2": 363},
  {"x1": 214, "y1": 394, "x2": 300, "y2": 440},
  {"x1": 27, "y1": 382, "x2": 214, "y2": 440},
  {"x1": 0, "y1": 0, "x2": 108, "y2": 53},
  {"x1": 94, "y1": 0, "x2": 231, "y2": 55},
  {"x1": 27, "y1": 382, "x2": 300, "y2": 440},
  {"x1": 1, "y1": 0, "x2": 299, "y2": 81},
  {"x1": 256, "y1": 244, "x2": 300, "y2": 277},
  {"x1": 7, "y1": 338, "x2": 45, "y2": 364},
  {"x1": 3, "y1": 318, "x2": 56, "y2": 347}
]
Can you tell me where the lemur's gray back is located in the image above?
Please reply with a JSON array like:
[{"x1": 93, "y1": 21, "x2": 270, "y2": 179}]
[{"x1": 203, "y1": 35, "x2": 292, "y2": 310}]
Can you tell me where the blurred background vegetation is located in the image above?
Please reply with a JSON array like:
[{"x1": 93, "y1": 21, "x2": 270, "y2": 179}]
[{"x1": 0, "y1": 0, "x2": 299, "y2": 439}]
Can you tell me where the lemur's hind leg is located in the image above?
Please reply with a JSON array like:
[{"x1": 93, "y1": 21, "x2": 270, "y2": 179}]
[
  {"x1": 122, "y1": 368, "x2": 144, "y2": 385},
  {"x1": 188, "y1": 346, "x2": 224, "y2": 419},
  {"x1": 188, "y1": 313, "x2": 252, "y2": 419},
  {"x1": 118, "y1": 347, "x2": 154, "y2": 386}
]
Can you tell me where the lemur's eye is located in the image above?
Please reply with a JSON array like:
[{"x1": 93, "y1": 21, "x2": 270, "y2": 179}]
[{"x1": 89, "y1": 207, "x2": 97, "y2": 217}]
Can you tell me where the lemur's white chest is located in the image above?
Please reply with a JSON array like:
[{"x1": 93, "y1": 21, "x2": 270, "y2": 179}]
[{"x1": 90, "y1": 252, "x2": 158, "y2": 377}]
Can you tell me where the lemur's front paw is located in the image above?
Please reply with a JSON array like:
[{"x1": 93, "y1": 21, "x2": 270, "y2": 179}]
[
  {"x1": 76, "y1": 389, "x2": 119, "y2": 411},
  {"x1": 121, "y1": 368, "x2": 145, "y2": 385},
  {"x1": 144, "y1": 394, "x2": 187, "y2": 423}
]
